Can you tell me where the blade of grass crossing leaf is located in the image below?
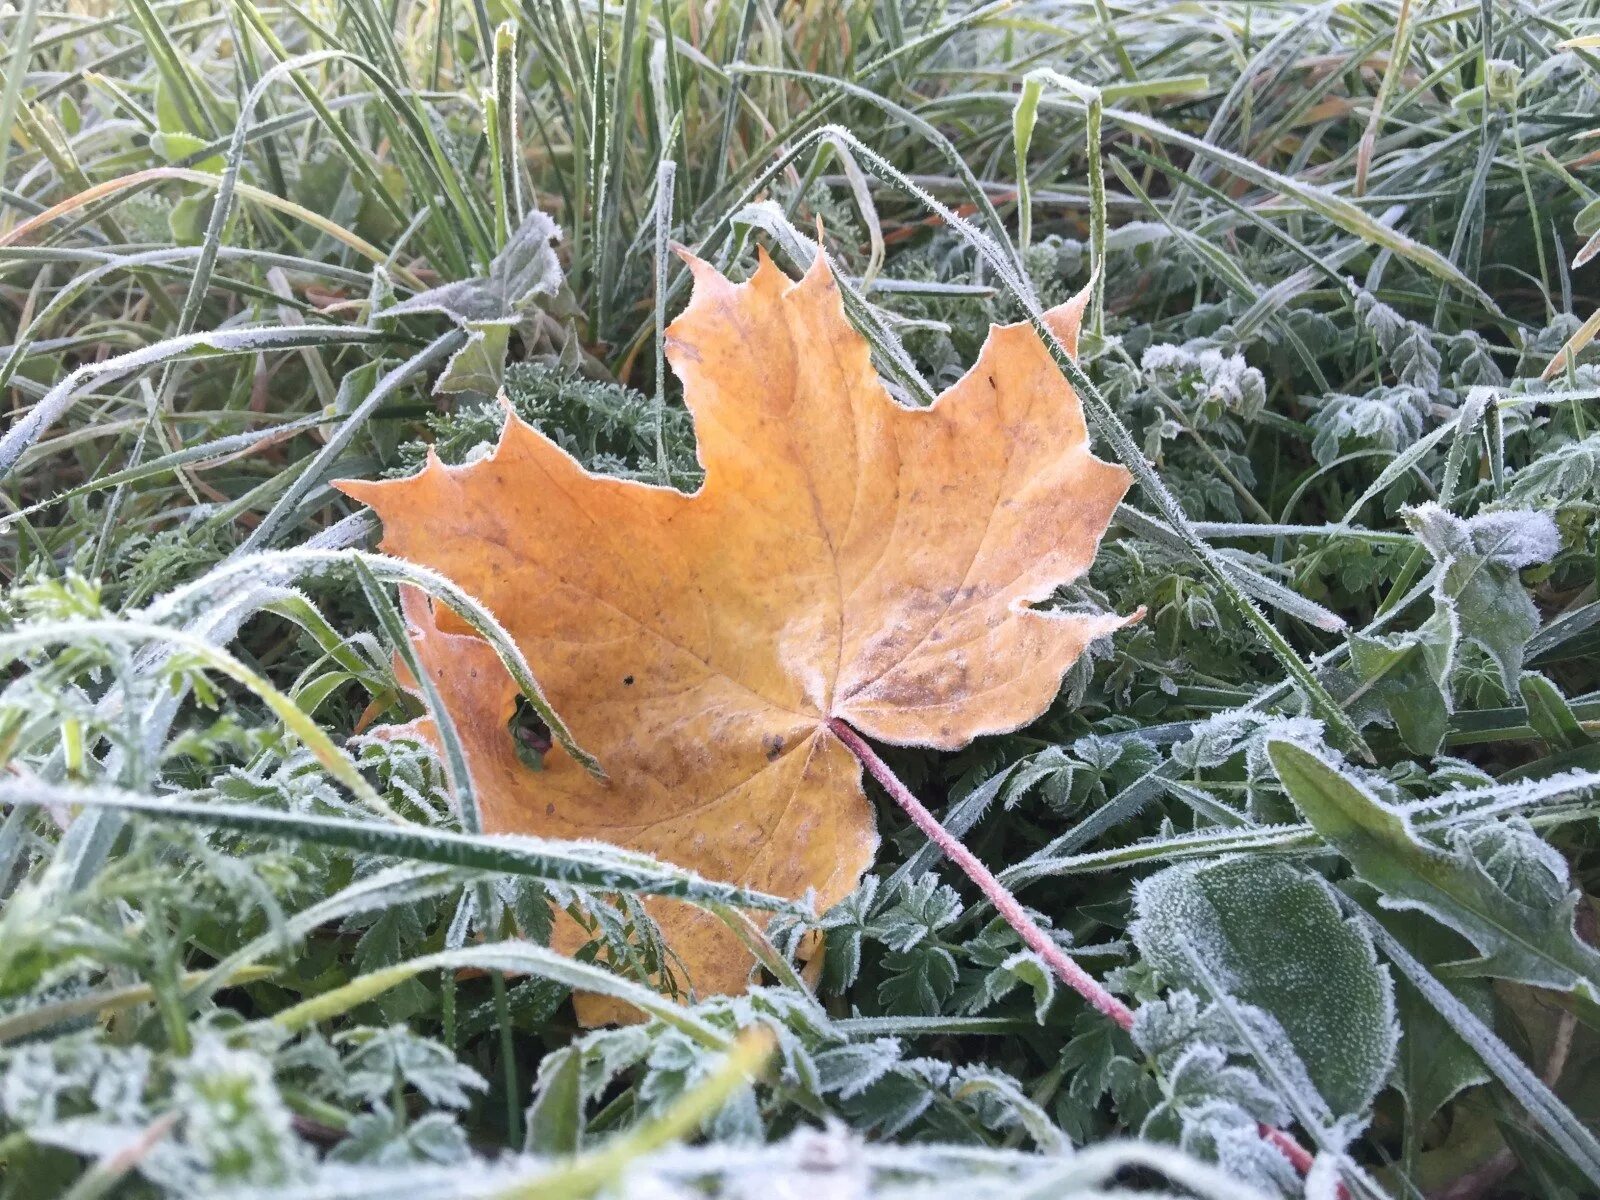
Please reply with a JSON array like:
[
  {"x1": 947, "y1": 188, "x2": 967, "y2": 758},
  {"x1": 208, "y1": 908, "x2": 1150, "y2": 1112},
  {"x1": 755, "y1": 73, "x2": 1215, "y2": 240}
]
[
  {"x1": 353, "y1": 559, "x2": 483, "y2": 834},
  {"x1": 1356, "y1": 908, "x2": 1600, "y2": 1189},
  {"x1": 355, "y1": 556, "x2": 519, "y2": 1136},
  {"x1": 235, "y1": 330, "x2": 463, "y2": 552},
  {"x1": 148, "y1": 547, "x2": 601, "y2": 777},
  {"x1": 757, "y1": 127, "x2": 1371, "y2": 757}
]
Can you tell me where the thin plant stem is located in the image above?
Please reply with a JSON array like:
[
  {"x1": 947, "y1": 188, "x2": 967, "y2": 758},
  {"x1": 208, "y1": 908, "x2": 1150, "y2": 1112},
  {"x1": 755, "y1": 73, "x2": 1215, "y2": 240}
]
[
  {"x1": 1260, "y1": 1124, "x2": 1315, "y2": 1174},
  {"x1": 828, "y1": 717, "x2": 1336, "y2": 1192},
  {"x1": 827, "y1": 718, "x2": 1135, "y2": 1030}
]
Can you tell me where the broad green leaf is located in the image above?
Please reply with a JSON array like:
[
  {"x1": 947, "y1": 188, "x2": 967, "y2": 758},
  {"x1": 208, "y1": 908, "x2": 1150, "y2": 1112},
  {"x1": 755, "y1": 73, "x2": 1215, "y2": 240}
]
[
  {"x1": 525, "y1": 1048, "x2": 584, "y2": 1154},
  {"x1": 1131, "y1": 856, "x2": 1397, "y2": 1117},
  {"x1": 1347, "y1": 607, "x2": 1456, "y2": 755},
  {"x1": 1269, "y1": 741, "x2": 1600, "y2": 1000},
  {"x1": 1366, "y1": 901, "x2": 1492, "y2": 1131},
  {"x1": 1407, "y1": 504, "x2": 1560, "y2": 693},
  {"x1": 1520, "y1": 672, "x2": 1594, "y2": 753}
]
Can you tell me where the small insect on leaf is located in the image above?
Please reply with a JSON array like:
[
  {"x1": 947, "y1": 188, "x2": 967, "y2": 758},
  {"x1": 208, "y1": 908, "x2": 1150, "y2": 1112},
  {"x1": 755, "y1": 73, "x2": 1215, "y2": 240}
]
[{"x1": 336, "y1": 248, "x2": 1133, "y2": 1021}]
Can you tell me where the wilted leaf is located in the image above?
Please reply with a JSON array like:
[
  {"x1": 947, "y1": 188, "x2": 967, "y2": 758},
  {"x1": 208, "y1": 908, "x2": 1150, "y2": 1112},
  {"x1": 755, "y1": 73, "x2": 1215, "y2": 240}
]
[
  {"x1": 337, "y1": 251, "x2": 1132, "y2": 1018},
  {"x1": 387, "y1": 211, "x2": 563, "y2": 326},
  {"x1": 385, "y1": 211, "x2": 565, "y2": 394}
]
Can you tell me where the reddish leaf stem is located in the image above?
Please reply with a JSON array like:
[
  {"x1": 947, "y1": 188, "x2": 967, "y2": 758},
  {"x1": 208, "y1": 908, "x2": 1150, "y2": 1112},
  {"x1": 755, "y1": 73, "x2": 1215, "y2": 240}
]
[
  {"x1": 1259, "y1": 1123, "x2": 1316, "y2": 1174},
  {"x1": 827, "y1": 718, "x2": 1136, "y2": 1030},
  {"x1": 828, "y1": 718, "x2": 1331, "y2": 1190}
]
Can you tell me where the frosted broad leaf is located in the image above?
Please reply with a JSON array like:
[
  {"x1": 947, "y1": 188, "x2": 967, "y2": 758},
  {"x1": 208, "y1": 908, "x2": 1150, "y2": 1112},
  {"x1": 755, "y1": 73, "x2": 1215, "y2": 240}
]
[
  {"x1": 1271, "y1": 740, "x2": 1600, "y2": 1000},
  {"x1": 870, "y1": 874, "x2": 963, "y2": 952},
  {"x1": 1505, "y1": 433, "x2": 1600, "y2": 506},
  {"x1": 1132, "y1": 857, "x2": 1397, "y2": 1118},
  {"x1": 380, "y1": 211, "x2": 565, "y2": 396},
  {"x1": 1131, "y1": 990, "x2": 1212, "y2": 1064},
  {"x1": 634, "y1": 1032, "x2": 764, "y2": 1143},
  {"x1": 1408, "y1": 502, "x2": 1560, "y2": 570},
  {"x1": 1451, "y1": 335, "x2": 1506, "y2": 388},
  {"x1": 848, "y1": 1056, "x2": 953, "y2": 1138},
  {"x1": 1132, "y1": 990, "x2": 1262, "y2": 1071},
  {"x1": 1392, "y1": 326, "x2": 1442, "y2": 392},
  {"x1": 1453, "y1": 817, "x2": 1570, "y2": 910},
  {"x1": 1346, "y1": 606, "x2": 1458, "y2": 756},
  {"x1": 814, "y1": 1039, "x2": 903, "y2": 1100},
  {"x1": 993, "y1": 949, "x2": 1057, "y2": 1022},
  {"x1": 1405, "y1": 502, "x2": 1558, "y2": 692}
]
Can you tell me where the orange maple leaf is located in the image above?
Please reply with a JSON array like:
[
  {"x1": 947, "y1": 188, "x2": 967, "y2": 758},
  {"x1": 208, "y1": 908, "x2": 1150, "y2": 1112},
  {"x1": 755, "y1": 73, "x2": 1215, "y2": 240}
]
[{"x1": 335, "y1": 250, "x2": 1132, "y2": 1017}]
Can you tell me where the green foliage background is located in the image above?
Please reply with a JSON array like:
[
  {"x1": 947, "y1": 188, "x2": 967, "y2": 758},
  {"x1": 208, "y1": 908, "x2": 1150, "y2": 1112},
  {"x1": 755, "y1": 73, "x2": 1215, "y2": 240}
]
[{"x1": 3, "y1": 0, "x2": 1600, "y2": 1196}]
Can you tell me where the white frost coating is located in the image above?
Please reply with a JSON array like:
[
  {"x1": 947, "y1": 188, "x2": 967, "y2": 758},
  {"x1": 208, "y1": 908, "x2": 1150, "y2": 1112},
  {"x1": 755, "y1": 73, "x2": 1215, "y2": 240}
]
[
  {"x1": 1133, "y1": 859, "x2": 1398, "y2": 1123},
  {"x1": 1309, "y1": 387, "x2": 1430, "y2": 467},
  {"x1": 1140, "y1": 341, "x2": 1266, "y2": 421},
  {"x1": 1406, "y1": 501, "x2": 1561, "y2": 569},
  {"x1": 1404, "y1": 766, "x2": 1600, "y2": 822}
]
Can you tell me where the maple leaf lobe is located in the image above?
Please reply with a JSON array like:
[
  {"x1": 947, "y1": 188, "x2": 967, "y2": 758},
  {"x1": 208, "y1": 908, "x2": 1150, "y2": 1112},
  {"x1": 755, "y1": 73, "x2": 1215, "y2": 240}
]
[{"x1": 335, "y1": 250, "x2": 1130, "y2": 1017}]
